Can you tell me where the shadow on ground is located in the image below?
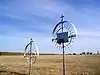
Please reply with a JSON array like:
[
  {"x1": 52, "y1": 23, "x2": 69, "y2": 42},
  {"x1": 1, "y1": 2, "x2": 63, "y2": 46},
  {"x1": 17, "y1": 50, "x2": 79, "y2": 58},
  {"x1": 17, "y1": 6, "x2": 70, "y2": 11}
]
[{"x1": 0, "y1": 70, "x2": 28, "y2": 75}]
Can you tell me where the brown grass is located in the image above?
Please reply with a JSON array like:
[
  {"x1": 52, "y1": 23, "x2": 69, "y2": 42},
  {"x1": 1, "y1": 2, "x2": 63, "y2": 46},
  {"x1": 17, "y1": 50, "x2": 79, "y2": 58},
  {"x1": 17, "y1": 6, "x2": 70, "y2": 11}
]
[{"x1": 0, "y1": 55, "x2": 100, "y2": 75}]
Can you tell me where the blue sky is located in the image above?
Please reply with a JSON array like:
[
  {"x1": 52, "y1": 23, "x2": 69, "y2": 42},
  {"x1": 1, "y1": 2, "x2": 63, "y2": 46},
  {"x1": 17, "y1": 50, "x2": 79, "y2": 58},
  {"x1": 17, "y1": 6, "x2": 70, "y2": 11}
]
[{"x1": 0, "y1": 0, "x2": 100, "y2": 53}]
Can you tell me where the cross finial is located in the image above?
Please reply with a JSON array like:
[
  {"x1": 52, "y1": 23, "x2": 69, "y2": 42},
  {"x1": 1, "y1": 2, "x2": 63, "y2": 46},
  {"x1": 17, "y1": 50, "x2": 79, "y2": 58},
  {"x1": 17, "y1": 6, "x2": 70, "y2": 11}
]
[
  {"x1": 60, "y1": 14, "x2": 64, "y2": 18},
  {"x1": 30, "y1": 38, "x2": 32, "y2": 41},
  {"x1": 30, "y1": 38, "x2": 32, "y2": 42},
  {"x1": 60, "y1": 14, "x2": 64, "y2": 22}
]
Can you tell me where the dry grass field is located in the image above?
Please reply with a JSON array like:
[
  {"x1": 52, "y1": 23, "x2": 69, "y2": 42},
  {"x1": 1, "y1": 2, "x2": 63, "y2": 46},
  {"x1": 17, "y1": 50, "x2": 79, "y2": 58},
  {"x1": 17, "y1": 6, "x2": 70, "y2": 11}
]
[{"x1": 0, "y1": 55, "x2": 100, "y2": 75}]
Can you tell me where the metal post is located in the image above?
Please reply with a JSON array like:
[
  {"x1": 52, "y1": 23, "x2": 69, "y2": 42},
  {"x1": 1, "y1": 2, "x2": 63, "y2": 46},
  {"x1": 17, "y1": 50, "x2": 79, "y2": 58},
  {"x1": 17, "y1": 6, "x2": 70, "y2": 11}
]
[
  {"x1": 29, "y1": 38, "x2": 32, "y2": 75},
  {"x1": 63, "y1": 43, "x2": 65, "y2": 75},
  {"x1": 61, "y1": 14, "x2": 66, "y2": 75}
]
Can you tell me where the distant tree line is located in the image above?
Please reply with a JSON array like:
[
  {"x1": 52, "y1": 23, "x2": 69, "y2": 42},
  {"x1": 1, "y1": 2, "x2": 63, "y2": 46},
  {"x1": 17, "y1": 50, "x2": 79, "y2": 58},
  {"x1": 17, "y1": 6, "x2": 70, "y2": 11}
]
[
  {"x1": 0, "y1": 52, "x2": 59, "y2": 56},
  {"x1": 67, "y1": 51, "x2": 100, "y2": 55},
  {"x1": 80, "y1": 52, "x2": 93, "y2": 55},
  {"x1": 0, "y1": 51, "x2": 99, "y2": 56}
]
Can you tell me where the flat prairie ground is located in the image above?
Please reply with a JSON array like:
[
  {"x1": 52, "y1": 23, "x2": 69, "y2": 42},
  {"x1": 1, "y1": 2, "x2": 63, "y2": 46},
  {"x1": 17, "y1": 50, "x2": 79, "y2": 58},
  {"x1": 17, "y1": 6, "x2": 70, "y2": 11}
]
[{"x1": 0, "y1": 55, "x2": 100, "y2": 75}]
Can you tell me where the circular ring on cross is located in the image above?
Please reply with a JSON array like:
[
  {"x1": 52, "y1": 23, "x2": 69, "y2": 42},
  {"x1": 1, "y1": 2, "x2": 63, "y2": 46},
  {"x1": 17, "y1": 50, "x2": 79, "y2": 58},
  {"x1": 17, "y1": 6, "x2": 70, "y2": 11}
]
[{"x1": 24, "y1": 38, "x2": 39, "y2": 65}]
